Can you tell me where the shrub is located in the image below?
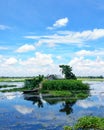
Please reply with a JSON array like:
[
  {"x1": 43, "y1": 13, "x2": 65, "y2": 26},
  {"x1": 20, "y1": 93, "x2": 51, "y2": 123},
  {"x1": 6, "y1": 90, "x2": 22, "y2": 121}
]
[
  {"x1": 24, "y1": 75, "x2": 44, "y2": 89},
  {"x1": 42, "y1": 80, "x2": 89, "y2": 91},
  {"x1": 74, "y1": 116, "x2": 104, "y2": 129},
  {"x1": 64, "y1": 116, "x2": 104, "y2": 130}
]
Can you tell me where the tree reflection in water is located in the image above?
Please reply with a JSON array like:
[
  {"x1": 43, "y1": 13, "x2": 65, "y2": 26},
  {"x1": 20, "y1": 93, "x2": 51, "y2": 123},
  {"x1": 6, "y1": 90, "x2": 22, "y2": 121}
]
[
  {"x1": 23, "y1": 91, "x2": 89, "y2": 115},
  {"x1": 24, "y1": 93, "x2": 44, "y2": 108},
  {"x1": 59, "y1": 100, "x2": 76, "y2": 115}
]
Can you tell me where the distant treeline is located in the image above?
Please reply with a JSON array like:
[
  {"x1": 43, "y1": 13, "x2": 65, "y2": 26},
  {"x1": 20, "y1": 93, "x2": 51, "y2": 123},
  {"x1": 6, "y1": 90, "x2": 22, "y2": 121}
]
[
  {"x1": 77, "y1": 75, "x2": 104, "y2": 79},
  {"x1": 0, "y1": 75, "x2": 104, "y2": 79},
  {"x1": 0, "y1": 76, "x2": 33, "y2": 78}
]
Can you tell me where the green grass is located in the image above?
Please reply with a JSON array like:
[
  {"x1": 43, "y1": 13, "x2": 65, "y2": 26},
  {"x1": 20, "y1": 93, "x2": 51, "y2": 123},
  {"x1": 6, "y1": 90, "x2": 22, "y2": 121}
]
[
  {"x1": 42, "y1": 79, "x2": 89, "y2": 91},
  {"x1": 48, "y1": 90, "x2": 72, "y2": 97},
  {"x1": 0, "y1": 85, "x2": 16, "y2": 88},
  {"x1": 41, "y1": 79, "x2": 89, "y2": 98},
  {"x1": 78, "y1": 77, "x2": 104, "y2": 81},
  {"x1": 0, "y1": 77, "x2": 31, "y2": 82},
  {"x1": 64, "y1": 116, "x2": 104, "y2": 130},
  {"x1": 0, "y1": 87, "x2": 30, "y2": 93}
]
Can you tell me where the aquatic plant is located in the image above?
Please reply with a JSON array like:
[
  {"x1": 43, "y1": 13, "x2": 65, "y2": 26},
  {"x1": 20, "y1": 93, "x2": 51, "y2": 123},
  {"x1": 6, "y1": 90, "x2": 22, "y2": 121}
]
[{"x1": 64, "y1": 116, "x2": 104, "y2": 130}]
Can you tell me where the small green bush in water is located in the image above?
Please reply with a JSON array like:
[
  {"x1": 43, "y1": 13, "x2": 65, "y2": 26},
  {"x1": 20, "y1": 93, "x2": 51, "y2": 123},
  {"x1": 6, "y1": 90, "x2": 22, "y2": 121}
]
[{"x1": 64, "y1": 116, "x2": 104, "y2": 130}]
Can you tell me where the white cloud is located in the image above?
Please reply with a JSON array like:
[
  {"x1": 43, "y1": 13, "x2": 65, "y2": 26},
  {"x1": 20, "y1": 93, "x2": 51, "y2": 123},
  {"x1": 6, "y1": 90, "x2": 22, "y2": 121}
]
[
  {"x1": 69, "y1": 56, "x2": 104, "y2": 76},
  {"x1": 1, "y1": 49, "x2": 104, "y2": 77},
  {"x1": 20, "y1": 52, "x2": 53, "y2": 66},
  {"x1": 16, "y1": 44, "x2": 35, "y2": 53},
  {"x1": 75, "y1": 49, "x2": 104, "y2": 57},
  {"x1": 4, "y1": 57, "x2": 18, "y2": 65},
  {"x1": 56, "y1": 56, "x2": 62, "y2": 60},
  {"x1": 0, "y1": 52, "x2": 61, "y2": 77},
  {"x1": 0, "y1": 25, "x2": 10, "y2": 30},
  {"x1": 47, "y1": 17, "x2": 69, "y2": 30},
  {"x1": 75, "y1": 50, "x2": 92, "y2": 56},
  {"x1": 14, "y1": 105, "x2": 34, "y2": 114},
  {"x1": 58, "y1": 28, "x2": 104, "y2": 40},
  {"x1": 53, "y1": 17, "x2": 69, "y2": 27},
  {"x1": 24, "y1": 28, "x2": 104, "y2": 47}
]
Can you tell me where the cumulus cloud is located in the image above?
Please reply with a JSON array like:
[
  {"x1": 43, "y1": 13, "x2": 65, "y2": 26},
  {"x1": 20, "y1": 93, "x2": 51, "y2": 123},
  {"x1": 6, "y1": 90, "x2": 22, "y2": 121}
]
[
  {"x1": 16, "y1": 44, "x2": 35, "y2": 53},
  {"x1": 14, "y1": 105, "x2": 34, "y2": 114},
  {"x1": 69, "y1": 56, "x2": 104, "y2": 76},
  {"x1": 1, "y1": 49, "x2": 104, "y2": 77},
  {"x1": 0, "y1": 25, "x2": 10, "y2": 30},
  {"x1": 0, "y1": 52, "x2": 61, "y2": 77},
  {"x1": 47, "y1": 17, "x2": 69, "y2": 30},
  {"x1": 4, "y1": 57, "x2": 18, "y2": 65},
  {"x1": 20, "y1": 52, "x2": 53, "y2": 66}
]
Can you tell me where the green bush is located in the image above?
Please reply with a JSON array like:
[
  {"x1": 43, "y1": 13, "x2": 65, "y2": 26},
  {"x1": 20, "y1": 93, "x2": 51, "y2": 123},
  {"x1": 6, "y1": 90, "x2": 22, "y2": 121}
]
[
  {"x1": 64, "y1": 116, "x2": 104, "y2": 130},
  {"x1": 74, "y1": 116, "x2": 104, "y2": 129},
  {"x1": 64, "y1": 126, "x2": 72, "y2": 130},
  {"x1": 24, "y1": 75, "x2": 44, "y2": 89},
  {"x1": 42, "y1": 80, "x2": 89, "y2": 91}
]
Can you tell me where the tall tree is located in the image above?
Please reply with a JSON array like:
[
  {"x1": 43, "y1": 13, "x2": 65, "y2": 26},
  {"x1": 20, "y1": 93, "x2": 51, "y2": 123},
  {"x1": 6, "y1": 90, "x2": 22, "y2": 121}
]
[{"x1": 59, "y1": 65, "x2": 77, "y2": 79}]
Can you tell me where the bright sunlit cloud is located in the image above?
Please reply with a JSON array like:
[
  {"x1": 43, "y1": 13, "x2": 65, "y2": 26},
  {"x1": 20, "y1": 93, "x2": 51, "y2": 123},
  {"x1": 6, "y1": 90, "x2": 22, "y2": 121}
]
[
  {"x1": 16, "y1": 44, "x2": 35, "y2": 53},
  {"x1": 47, "y1": 17, "x2": 69, "y2": 30}
]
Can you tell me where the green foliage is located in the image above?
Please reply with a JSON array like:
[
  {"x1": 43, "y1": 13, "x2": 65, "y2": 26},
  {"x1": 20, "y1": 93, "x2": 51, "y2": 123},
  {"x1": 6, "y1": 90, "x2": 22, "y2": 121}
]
[
  {"x1": 64, "y1": 116, "x2": 104, "y2": 130},
  {"x1": 0, "y1": 77, "x2": 26, "y2": 82},
  {"x1": 42, "y1": 80, "x2": 89, "y2": 91},
  {"x1": 24, "y1": 75, "x2": 44, "y2": 89},
  {"x1": 49, "y1": 90, "x2": 72, "y2": 97},
  {"x1": 59, "y1": 65, "x2": 77, "y2": 79},
  {"x1": 74, "y1": 116, "x2": 104, "y2": 129},
  {"x1": 0, "y1": 85, "x2": 16, "y2": 88},
  {"x1": 64, "y1": 126, "x2": 72, "y2": 130}
]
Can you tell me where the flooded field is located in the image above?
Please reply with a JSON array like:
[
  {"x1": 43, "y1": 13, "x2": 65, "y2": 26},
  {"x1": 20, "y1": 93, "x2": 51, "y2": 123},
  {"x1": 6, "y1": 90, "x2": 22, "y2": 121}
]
[{"x1": 0, "y1": 81, "x2": 104, "y2": 130}]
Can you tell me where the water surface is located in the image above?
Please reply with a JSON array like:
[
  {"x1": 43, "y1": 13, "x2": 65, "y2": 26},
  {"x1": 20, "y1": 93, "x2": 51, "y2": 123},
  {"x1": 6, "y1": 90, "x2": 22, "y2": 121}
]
[{"x1": 0, "y1": 81, "x2": 104, "y2": 130}]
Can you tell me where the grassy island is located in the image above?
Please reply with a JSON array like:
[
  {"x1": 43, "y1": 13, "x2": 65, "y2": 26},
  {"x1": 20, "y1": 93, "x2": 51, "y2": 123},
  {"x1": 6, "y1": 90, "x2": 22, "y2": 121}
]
[{"x1": 41, "y1": 79, "x2": 89, "y2": 98}]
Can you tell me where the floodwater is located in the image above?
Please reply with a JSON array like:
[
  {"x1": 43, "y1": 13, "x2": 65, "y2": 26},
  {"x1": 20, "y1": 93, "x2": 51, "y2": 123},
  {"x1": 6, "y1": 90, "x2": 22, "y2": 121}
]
[{"x1": 0, "y1": 81, "x2": 104, "y2": 130}]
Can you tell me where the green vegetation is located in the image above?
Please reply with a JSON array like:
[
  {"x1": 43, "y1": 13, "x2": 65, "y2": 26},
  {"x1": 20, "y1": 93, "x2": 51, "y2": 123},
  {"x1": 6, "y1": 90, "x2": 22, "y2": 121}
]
[
  {"x1": 0, "y1": 85, "x2": 16, "y2": 88},
  {"x1": 78, "y1": 77, "x2": 104, "y2": 81},
  {"x1": 24, "y1": 75, "x2": 44, "y2": 89},
  {"x1": 46, "y1": 90, "x2": 89, "y2": 99},
  {"x1": 0, "y1": 87, "x2": 28, "y2": 93},
  {"x1": 41, "y1": 79, "x2": 89, "y2": 98},
  {"x1": 48, "y1": 90, "x2": 72, "y2": 97},
  {"x1": 64, "y1": 116, "x2": 104, "y2": 130},
  {"x1": 0, "y1": 75, "x2": 44, "y2": 93},
  {"x1": 42, "y1": 80, "x2": 89, "y2": 91},
  {"x1": 59, "y1": 65, "x2": 77, "y2": 79},
  {"x1": 0, "y1": 77, "x2": 29, "y2": 82}
]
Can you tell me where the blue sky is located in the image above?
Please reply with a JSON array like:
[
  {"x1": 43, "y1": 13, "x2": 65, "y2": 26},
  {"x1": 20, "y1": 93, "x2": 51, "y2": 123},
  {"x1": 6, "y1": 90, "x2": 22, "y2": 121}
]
[{"x1": 0, "y1": 0, "x2": 104, "y2": 77}]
